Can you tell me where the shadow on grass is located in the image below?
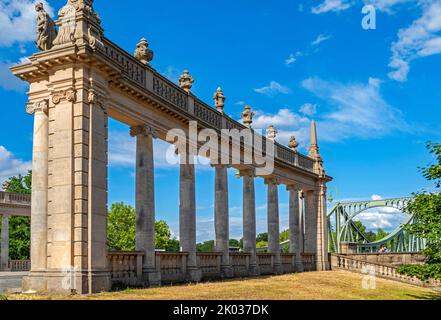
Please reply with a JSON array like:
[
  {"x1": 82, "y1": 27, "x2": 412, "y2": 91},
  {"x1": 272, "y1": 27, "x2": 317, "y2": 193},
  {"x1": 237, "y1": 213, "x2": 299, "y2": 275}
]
[{"x1": 405, "y1": 291, "x2": 441, "y2": 300}]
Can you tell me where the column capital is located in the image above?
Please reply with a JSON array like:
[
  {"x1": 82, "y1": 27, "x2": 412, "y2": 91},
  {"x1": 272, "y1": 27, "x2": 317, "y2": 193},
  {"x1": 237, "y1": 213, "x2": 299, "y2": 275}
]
[
  {"x1": 130, "y1": 124, "x2": 158, "y2": 139},
  {"x1": 237, "y1": 168, "x2": 255, "y2": 178},
  {"x1": 264, "y1": 177, "x2": 280, "y2": 186},
  {"x1": 26, "y1": 100, "x2": 48, "y2": 115}
]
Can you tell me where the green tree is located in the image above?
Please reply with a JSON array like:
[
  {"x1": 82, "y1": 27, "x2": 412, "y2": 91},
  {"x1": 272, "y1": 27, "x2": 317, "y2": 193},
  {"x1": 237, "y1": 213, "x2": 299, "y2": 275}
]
[
  {"x1": 256, "y1": 241, "x2": 268, "y2": 249},
  {"x1": 404, "y1": 142, "x2": 441, "y2": 263},
  {"x1": 107, "y1": 202, "x2": 179, "y2": 252},
  {"x1": 256, "y1": 232, "x2": 268, "y2": 243},
  {"x1": 197, "y1": 240, "x2": 214, "y2": 252},
  {"x1": 375, "y1": 228, "x2": 389, "y2": 241},
  {"x1": 280, "y1": 229, "x2": 289, "y2": 242},
  {"x1": 229, "y1": 239, "x2": 240, "y2": 248},
  {"x1": 1, "y1": 171, "x2": 32, "y2": 260}
]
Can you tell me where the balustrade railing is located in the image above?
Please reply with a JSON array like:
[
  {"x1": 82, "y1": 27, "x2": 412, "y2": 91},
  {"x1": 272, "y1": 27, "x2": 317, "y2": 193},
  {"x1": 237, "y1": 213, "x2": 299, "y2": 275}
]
[
  {"x1": 0, "y1": 192, "x2": 31, "y2": 203},
  {"x1": 280, "y1": 253, "x2": 296, "y2": 273},
  {"x1": 331, "y1": 254, "x2": 441, "y2": 288},
  {"x1": 257, "y1": 253, "x2": 274, "y2": 275},
  {"x1": 156, "y1": 252, "x2": 188, "y2": 283},
  {"x1": 301, "y1": 253, "x2": 316, "y2": 272},
  {"x1": 99, "y1": 38, "x2": 316, "y2": 174},
  {"x1": 230, "y1": 253, "x2": 250, "y2": 277},
  {"x1": 8, "y1": 260, "x2": 31, "y2": 272},
  {"x1": 108, "y1": 251, "x2": 143, "y2": 287},
  {"x1": 197, "y1": 252, "x2": 222, "y2": 278}
]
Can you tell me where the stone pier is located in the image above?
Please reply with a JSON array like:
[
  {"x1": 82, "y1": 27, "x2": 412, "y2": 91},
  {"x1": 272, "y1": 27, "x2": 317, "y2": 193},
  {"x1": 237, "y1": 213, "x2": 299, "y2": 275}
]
[{"x1": 266, "y1": 179, "x2": 281, "y2": 274}]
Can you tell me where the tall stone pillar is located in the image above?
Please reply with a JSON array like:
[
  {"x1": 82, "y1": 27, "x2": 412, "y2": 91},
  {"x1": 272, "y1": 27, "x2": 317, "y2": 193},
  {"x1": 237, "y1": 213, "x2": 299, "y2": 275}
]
[
  {"x1": 23, "y1": 70, "x2": 111, "y2": 295},
  {"x1": 287, "y1": 185, "x2": 304, "y2": 272},
  {"x1": 131, "y1": 125, "x2": 161, "y2": 286},
  {"x1": 0, "y1": 215, "x2": 9, "y2": 271},
  {"x1": 316, "y1": 182, "x2": 330, "y2": 271},
  {"x1": 304, "y1": 190, "x2": 317, "y2": 255},
  {"x1": 265, "y1": 178, "x2": 281, "y2": 274},
  {"x1": 213, "y1": 165, "x2": 233, "y2": 278},
  {"x1": 27, "y1": 100, "x2": 49, "y2": 274},
  {"x1": 241, "y1": 170, "x2": 259, "y2": 276},
  {"x1": 179, "y1": 154, "x2": 202, "y2": 282}
]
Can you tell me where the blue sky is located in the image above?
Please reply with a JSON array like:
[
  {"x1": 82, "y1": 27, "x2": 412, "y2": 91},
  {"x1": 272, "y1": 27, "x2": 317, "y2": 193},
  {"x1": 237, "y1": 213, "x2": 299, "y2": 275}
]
[{"x1": 0, "y1": 0, "x2": 440, "y2": 240}]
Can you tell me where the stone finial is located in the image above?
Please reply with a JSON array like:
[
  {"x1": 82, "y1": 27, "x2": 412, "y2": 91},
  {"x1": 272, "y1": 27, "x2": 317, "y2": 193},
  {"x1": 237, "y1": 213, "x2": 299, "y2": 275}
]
[
  {"x1": 213, "y1": 87, "x2": 226, "y2": 113},
  {"x1": 35, "y1": 2, "x2": 57, "y2": 51},
  {"x1": 241, "y1": 105, "x2": 255, "y2": 128},
  {"x1": 179, "y1": 70, "x2": 194, "y2": 93},
  {"x1": 266, "y1": 125, "x2": 278, "y2": 141},
  {"x1": 288, "y1": 136, "x2": 299, "y2": 152},
  {"x1": 134, "y1": 38, "x2": 154, "y2": 64}
]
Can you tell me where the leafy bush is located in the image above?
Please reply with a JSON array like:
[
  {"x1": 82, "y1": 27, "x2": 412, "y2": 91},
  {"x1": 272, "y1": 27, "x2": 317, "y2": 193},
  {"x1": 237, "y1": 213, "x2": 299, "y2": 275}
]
[{"x1": 398, "y1": 264, "x2": 441, "y2": 281}]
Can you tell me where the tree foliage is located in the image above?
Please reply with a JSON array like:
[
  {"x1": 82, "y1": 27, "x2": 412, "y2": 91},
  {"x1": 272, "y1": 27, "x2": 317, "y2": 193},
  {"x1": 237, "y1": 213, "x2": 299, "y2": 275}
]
[
  {"x1": 1, "y1": 171, "x2": 32, "y2": 260},
  {"x1": 404, "y1": 142, "x2": 441, "y2": 264},
  {"x1": 107, "y1": 202, "x2": 179, "y2": 252}
]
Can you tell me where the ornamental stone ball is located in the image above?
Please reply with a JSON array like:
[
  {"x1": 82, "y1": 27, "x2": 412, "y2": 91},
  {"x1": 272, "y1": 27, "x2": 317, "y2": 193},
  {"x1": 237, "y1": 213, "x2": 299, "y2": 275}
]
[
  {"x1": 179, "y1": 70, "x2": 194, "y2": 93},
  {"x1": 213, "y1": 87, "x2": 226, "y2": 113},
  {"x1": 134, "y1": 38, "x2": 154, "y2": 64}
]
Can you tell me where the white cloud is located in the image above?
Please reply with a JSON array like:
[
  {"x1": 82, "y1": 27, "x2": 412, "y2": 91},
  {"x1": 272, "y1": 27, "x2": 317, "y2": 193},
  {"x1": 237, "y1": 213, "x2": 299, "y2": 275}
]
[
  {"x1": 285, "y1": 54, "x2": 297, "y2": 65},
  {"x1": 0, "y1": 61, "x2": 27, "y2": 92},
  {"x1": 371, "y1": 194, "x2": 383, "y2": 200},
  {"x1": 302, "y1": 77, "x2": 409, "y2": 141},
  {"x1": 355, "y1": 207, "x2": 407, "y2": 231},
  {"x1": 108, "y1": 130, "x2": 179, "y2": 169},
  {"x1": 254, "y1": 81, "x2": 291, "y2": 96},
  {"x1": 0, "y1": 0, "x2": 54, "y2": 47},
  {"x1": 388, "y1": 0, "x2": 441, "y2": 82},
  {"x1": 364, "y1": 0, "x2": 413, "y2": 13},
  {"x1": 312, "y1": 34, "x2": 333, "y2": 46},
  {"x1": 0, "y1": 146, "x2": 31, "y2": 190},
  {"x1": 311, "y1": 0, "x2": 353, "y2": 14},
  {"x1": 299, "y1": 103, "x2": 317, "y2": 116}
]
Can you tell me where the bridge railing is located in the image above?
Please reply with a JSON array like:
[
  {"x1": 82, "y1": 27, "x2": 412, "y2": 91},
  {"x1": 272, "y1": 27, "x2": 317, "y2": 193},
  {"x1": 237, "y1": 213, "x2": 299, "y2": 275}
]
[{"x1": 7, "y1": 260, "x2": 31, "y2": 272}]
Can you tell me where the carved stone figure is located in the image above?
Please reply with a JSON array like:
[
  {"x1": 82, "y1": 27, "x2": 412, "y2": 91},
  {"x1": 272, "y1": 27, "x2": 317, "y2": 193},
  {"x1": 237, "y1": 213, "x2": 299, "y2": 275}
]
[
  {"x1": 35, "y1": 3, "x2": 57, "y2": 51},
  {"x1": 288, "y1": 136, "x2": 299, "y2": 152},
  {"x1": 241, "y1": 105, "x2": 255, "y2": 128},
  {"x1": 52, "y1": 1, "x2": 78, "y2": 46},
  {"x1": 134, "y1": 38, "x2": 154, "y2": 64},
  {"x1": 213, "y1": 87, "x2": 226, "y2": 113},
  {"x1": 179, "y1": 70, "x2": 194, "y2": 93},
  {"x1": 267, "y1": 125, "x2": 278, "y2": 141}
]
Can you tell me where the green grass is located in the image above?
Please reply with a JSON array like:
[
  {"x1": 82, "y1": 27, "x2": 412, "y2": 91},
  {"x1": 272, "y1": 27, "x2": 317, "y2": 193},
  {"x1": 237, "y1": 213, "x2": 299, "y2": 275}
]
[{"x1": 7, "y1": 271, "x2": 441, "y2": 300}]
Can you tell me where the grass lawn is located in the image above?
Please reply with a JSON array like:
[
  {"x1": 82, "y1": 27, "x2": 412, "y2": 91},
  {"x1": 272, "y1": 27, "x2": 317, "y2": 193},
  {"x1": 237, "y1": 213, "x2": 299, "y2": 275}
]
[{"x1": 5, "y1": 271, "x2": 441, "y2": 300}]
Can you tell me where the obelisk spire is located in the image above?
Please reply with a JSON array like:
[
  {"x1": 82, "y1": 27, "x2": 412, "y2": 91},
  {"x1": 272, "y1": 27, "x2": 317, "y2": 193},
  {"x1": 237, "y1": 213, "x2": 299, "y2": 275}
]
[{"x1": 308, "y1": 120, "x2": 319, "y2": 158}]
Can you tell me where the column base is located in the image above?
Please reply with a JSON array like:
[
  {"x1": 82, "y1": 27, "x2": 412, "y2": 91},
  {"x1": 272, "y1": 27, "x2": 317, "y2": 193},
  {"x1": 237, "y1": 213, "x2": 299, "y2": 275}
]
[
  {"x1": 186, "y1": 267, "x2": 202, "y2": 282},
  {"x1": 143, "y1": 270, "x2": 162, "y2": 287},
  {"x1": 23, "y1": 270, "x2": 111, "y2": 295},
  {"x1": 220, "y1": 265, "x2": 234, "y2": 278},
  {"x1": 295, "y1": 262, "x2": 305, "y2": 273},
  {"x1": 248, "y1": 264, "x2": 261, "y2": 277},
  {"x1": 315, "y1": 260, "x2": 330, "y2": 271}
]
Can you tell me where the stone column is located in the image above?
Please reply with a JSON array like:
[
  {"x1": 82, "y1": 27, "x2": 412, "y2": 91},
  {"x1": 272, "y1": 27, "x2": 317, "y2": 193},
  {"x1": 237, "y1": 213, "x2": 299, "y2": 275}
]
[
  {"x1": 316, "y1": 182, "x2": 330, "y2": 271},
  {"x1": 27, "y1": 100, "x2": 49, "y2": 273},
  {"x1": 0, "y1": 215, "x2": 9, "y2": 271},
  {"x1": 287, "y1": 185, "x2": 304, "y2": 272},
  {"x1": 241, "y1": 170, "x2": 259, "y2": 276},
  {"x1": 131, "y1": 125, "x2": 161, "y2": 286},
  {"x1": 266, "y1": 178, "x2": 281, "y2": 274},
  {"x1": 304, "y1": 190, "x2": 317, "y2": 255},
  {"x1": 179, "y1": 153, "x2": 202, "y2": 282},
  {"x1": 213, "y1": 165, "x2": 233, "y2": 278}
]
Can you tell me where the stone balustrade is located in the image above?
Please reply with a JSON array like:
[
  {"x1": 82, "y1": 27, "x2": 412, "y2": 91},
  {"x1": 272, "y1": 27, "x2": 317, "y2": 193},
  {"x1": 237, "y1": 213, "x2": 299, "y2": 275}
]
[
  {"x1": 8, "y1": 260, "x2": 31, "y2": 272},
  {"x1": 301, "y1": 253, "x2": 316, "y2": 272},
  {"x1": 331, "y1": 254, "x2": 441, "y2": 288},
  {"x1": 0, "y1": 192, "x2": 31, "y2": 204},
  {"x1": 340, "y1": 252, "x2": 426, "y2": 267},
  {"x1": 108, "y1": 252, "x2": 308, "y2": 287},
  {"x1": 108, "y1": 252, "x2": 144, "y2": 287}
]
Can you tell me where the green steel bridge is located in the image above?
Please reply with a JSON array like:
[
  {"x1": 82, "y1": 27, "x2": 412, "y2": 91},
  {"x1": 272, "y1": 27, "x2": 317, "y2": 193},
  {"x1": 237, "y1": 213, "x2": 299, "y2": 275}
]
[{"x1": 327, "y1": 197, "x2": 426, "y2": 254}]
